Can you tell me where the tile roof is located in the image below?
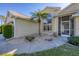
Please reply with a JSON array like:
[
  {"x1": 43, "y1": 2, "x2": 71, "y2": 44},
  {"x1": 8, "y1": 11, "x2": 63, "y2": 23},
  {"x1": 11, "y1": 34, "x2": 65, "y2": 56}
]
[{"x1": 8, "y1": 10, "x2": 30, "y2": 19}]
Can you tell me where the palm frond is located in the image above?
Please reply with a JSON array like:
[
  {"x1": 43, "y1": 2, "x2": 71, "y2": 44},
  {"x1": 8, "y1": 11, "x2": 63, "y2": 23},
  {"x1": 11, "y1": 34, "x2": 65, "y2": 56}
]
[
  {"x1": 41, "y1": 12, "x2": 48, "y2": 19},
  {"x1": 31, "y1": 10, "x2": 48, "y2": 21}
]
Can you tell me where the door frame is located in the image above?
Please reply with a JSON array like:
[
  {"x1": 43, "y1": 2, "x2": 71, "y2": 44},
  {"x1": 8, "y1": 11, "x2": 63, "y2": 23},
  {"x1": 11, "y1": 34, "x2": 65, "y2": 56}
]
[{"x1": 60, "y1": 16, "x2": 71, "y2": 37}]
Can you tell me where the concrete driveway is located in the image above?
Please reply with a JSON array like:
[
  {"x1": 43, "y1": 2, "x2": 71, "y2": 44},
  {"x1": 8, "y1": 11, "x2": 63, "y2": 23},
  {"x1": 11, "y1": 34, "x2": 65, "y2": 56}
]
[
  {"x1": 0, "y1": 34, "x2": 4, "y2": 41},
  {"x1": 0, "y1": 35, "x2": 68, "y2": 54}
]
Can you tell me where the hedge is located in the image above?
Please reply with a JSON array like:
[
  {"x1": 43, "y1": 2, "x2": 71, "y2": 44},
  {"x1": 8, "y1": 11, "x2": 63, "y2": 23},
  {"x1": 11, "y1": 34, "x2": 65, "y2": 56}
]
[
  {"x1": 0, "y1": 25, "x2": 4, "y2": 34},
  {"x1": 0, "y1": 26, "x2": 2, "y2": 34},
  {"x1": 2, "y1": 24, "x2": 14, "y2": 39},
  {"x1": 68, "y1": 36, "x2": 79, "y2": 46}
]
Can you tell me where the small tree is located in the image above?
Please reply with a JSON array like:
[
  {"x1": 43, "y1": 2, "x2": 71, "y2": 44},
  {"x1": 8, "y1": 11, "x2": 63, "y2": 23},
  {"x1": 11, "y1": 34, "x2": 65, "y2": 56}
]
[
  {"x1": 31, "y1": 10, "x2": 48, "y2": 36},
  {"x1": 2, "y1": 24, "x2": 14, "y2": 39}
]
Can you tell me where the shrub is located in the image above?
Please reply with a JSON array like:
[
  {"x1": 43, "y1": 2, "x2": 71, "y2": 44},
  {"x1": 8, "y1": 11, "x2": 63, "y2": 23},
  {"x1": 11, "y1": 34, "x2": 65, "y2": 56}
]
[
  {"x1": 0, "y1": 26, "x2": 2, "y2": 34},
  {"x1": 68, "y1": 36, "x2": 79, "y2": 46},
  {"x1": 2, "y1": 24, "x2": 14, "y2": 39},
  {"x1": 0, "y1": 25, "x2": 3, "y2": 34},
  {"x1": 25, "y1": 35, "x2": 35, "y2": 42},
  {"x1": 52, "y1": 32, "x2": 58, "y2": 37}
]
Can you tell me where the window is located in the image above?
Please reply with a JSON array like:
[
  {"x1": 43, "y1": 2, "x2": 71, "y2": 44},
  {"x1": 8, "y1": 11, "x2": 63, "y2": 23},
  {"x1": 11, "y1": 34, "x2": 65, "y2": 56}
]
[
  {"x1": 43, "y1": 13, "x2": 53, "y2": 31},
  {"x1": 48, "y1": 13, "x2": 52, "y2": 19},
  {"x1": 62, "y1": 16, "x2": 70, "y2": 21},
  {"x1": 43, "y1": 24, "x2": 52, "y2": 31},
  {"x1": 47, "y1": 13, "x2": 52, "y2": 23}
]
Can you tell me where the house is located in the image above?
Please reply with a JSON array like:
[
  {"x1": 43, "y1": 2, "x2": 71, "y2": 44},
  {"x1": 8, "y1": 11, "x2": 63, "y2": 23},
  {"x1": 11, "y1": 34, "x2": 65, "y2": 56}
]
[
  {"x1": 6, "y1": 7, "x2": 60, "y2": 38},
  {"x1": 52, "y1": 3, "x2": 79, "y2": 37},
  {"x1": 6, "y1": 10, "x2": 39, "y2": 38},
  {"x1": 6, "y1": 3, "x2": 79, "y2": 38},
  {"x1": 42, "y1": 7, "x2": 60, "y2": 34}
]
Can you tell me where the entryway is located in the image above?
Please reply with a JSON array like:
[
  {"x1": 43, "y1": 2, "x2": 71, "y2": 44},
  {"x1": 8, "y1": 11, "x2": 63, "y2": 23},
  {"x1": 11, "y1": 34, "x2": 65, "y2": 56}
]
[
  {"x1": 61, "y1": 19, "x2": 70, "y2": 37},
  {"x1": 59, "y1": 16, "x2": 73, "y2": 37}
]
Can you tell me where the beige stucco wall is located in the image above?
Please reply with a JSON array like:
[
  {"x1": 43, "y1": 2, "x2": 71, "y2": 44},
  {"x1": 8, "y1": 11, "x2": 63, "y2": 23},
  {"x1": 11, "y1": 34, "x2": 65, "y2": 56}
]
[
  {"x1": 42, "y1": 9, "x2": 59, "y2": 14},
  {"x1": 52, "y1": 17, "x2": 58, "y2": 34},
  {"x1": 42, "y1": 7, "x2": 60, "y2": 34},
  {"x1": 74, "y1": 17, "x2": 79, "y2": 36},
  {"x1": 42, "y1": 7, "x2": 60, "y2": 14},
  {"x1": 14, "y1": 19, "x2": 39, "y2": 38}
]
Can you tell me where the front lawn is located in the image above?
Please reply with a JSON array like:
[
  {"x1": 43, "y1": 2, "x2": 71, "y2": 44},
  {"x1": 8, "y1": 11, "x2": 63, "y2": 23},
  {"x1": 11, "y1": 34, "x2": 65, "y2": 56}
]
[{"x1": 15, "y1": 43, "x2": 79, "y2": 56}]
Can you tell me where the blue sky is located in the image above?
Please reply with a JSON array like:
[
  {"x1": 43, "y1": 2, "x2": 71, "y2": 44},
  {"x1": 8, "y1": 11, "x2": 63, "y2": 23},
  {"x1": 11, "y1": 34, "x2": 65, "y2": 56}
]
[{"x1": 0, "y1": 3, "x2": 70, "y2": 16}]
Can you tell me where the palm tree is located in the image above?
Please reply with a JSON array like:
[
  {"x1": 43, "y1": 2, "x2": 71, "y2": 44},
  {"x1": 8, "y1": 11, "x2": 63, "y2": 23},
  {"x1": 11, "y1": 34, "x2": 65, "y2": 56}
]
[{"x1": 31, "y1": 10, "x2": 48, "y2": 36}]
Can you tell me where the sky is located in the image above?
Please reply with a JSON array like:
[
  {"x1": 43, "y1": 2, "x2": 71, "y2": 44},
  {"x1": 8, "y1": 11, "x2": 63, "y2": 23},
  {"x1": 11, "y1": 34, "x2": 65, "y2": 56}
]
[
  {"x1": 0, "y1": 3, "x2": 70, "y2": 25},
  {"x1": 0, "y1": 3, "x2": 70, "y2": 16}
]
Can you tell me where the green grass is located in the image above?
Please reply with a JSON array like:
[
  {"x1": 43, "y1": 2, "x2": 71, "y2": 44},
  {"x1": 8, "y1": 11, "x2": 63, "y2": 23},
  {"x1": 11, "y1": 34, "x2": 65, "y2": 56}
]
[
  {"x1": 15, "y1": 43, "x2": 79, "y2": 56},
  {"x1": 0, "y1": 53, "x2": 14, "y2": 56},
  {"x1": 1, "y1": 43, "x2": 79, "y2": 56}
]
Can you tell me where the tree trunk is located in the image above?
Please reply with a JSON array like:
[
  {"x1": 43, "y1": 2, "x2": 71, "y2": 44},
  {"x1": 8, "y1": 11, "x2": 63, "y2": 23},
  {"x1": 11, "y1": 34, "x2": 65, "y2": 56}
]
[{"x1": 38, "y1": 18, "x2": 41, "y2": 36}]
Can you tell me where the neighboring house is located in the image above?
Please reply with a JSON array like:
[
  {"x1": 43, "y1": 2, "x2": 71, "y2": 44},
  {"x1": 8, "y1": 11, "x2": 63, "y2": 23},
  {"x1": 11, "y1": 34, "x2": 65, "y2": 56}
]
[
  {"x1": 52, "y1": 3, "x2": 79, "y2": 37},
  {"x1": 6, "y1": 10, "x2": 39, "y2": 38},
  {"x1": 6, "y1": 7, "x2": 60, "y2": 38}
]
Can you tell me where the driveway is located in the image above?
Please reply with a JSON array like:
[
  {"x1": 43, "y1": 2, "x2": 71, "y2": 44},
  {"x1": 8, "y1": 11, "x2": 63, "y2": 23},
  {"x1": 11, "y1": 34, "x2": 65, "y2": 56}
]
[
  {"x1": 0, "y1": 34, "x2": 4, "y2": 41},
  {"x1": 0, "y1": 34, "x2": 6, "y2": 46},
  {"x1": 0, "y1": 35, "x2": 68, "y2": 54}
]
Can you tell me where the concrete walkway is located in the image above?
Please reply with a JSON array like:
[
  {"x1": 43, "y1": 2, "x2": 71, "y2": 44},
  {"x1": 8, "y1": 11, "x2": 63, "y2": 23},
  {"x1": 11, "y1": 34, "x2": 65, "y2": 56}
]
[{"x1": 0, "y1": 36, "x2": 68, "y2": 54}]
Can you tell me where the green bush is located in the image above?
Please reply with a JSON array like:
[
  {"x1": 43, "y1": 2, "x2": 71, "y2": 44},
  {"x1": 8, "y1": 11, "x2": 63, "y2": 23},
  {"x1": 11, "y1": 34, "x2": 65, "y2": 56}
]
[
  {"x1": 25, "y1": 35, "x2": 35, "y2": 42},
  {"x1": 0, "y1": 26, "x2": 2, "y2": 34},
  {"x1": 68, "y1": 36, "x2": 79, "y2": 46},
  {"x1": 0, "y1": 25, "x2": 3, "y2": 34},
  {"x1": 2, "y1": 24, "x2": 14, "y2": 39}
]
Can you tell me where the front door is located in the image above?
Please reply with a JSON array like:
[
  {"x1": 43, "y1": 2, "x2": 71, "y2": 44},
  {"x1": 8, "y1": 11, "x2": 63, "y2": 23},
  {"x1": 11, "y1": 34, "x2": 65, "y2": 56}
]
[{"x1": 61, "y1": 17, "x2": 70, "y2": 37}]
